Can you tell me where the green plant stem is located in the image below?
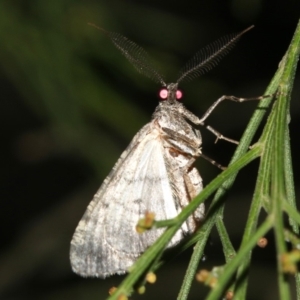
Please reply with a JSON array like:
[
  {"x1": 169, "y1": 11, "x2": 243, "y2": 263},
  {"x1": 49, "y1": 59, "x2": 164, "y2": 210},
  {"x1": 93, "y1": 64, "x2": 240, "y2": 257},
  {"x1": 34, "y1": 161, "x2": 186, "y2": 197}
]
[
  {"x1": 176, "y1": 223, "x2": 211, "y2": 300},
  {"x1": 284, "y1": 126, "x2": 298, "y2": 233},
  {"x1": 272, "y1": 86, "x2": 291, "y2": 299},
  {"x1": 274, "y1": 19, "x2": 300, "y2": 299},
  {"x1": 283, "y1": 202, "x2": 300, "y2": 226},
  {"x1": 280, "y1": 20, "x2": 300, "y2": 300},
  {"x1": 234, "y1": 19, "x2": 300, "y2": 300},
  {"x1": 234, "y1": 86, "x2": 280, "y2": 299},
  {"x1": 206, "y1": 217, "x2": 273, "y2": 300},
  {"x1": 216, "y1": 219, "x2": 236, "y2": 263},
  {"x1": 296, "y1": 274, "x2": 300, "y2": 300}
]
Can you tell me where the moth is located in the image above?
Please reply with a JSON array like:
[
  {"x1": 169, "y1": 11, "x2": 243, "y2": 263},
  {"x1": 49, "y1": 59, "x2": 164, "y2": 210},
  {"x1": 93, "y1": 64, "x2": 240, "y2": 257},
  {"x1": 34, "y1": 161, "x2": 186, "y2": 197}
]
[{"x1": 70, "y1": 25, "x2": 254, "y2": 278}]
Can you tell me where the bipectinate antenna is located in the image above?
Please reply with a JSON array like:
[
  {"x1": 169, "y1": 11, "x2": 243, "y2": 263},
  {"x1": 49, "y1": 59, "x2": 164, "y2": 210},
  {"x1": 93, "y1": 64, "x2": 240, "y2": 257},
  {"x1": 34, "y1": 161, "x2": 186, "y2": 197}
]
[
  {"x1": 89, "y1": 23, "x2": 254, "y2": 105},
  {"x1": 176, "y1": 26, "x2": 254, "y2": 84},
  {"x1": 88, "y1": 23, "x2": 166, "y2": 86}
]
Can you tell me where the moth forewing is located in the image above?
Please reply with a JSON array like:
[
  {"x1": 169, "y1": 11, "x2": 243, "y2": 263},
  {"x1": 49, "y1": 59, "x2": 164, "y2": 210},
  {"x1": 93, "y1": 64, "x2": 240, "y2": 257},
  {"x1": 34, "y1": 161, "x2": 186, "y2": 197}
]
[{"x1": 70, "y1": 102, "x2": 205, "y2": 277}]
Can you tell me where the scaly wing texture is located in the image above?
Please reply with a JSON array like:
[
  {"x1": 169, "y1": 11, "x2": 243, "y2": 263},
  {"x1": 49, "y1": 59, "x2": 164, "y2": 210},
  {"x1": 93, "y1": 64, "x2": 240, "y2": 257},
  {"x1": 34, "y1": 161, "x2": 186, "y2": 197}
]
[{"x1": 70, "y1": 125, "x2": 184, "y2": 277}]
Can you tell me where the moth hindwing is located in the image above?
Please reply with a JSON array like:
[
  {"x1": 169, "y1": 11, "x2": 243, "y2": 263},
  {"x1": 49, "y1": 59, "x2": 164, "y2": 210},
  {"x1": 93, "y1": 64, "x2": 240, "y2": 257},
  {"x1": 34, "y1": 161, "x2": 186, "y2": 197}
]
[{"x1": 70, "y1": 26, "x2": 254, "y2": 277}]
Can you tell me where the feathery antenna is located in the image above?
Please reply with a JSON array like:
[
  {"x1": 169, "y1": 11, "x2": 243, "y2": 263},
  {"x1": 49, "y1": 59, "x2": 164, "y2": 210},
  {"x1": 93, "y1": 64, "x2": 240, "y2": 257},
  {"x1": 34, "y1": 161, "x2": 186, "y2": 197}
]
[
  {"x1": 88, "y1": 23, "x2": 166, "y2": 86},
  {"x1": 89, "y1": 23, "x2": 254, "y2": 87},
  {"x1": 176, "y1": 25, "x2": 254, "y2": 83}
]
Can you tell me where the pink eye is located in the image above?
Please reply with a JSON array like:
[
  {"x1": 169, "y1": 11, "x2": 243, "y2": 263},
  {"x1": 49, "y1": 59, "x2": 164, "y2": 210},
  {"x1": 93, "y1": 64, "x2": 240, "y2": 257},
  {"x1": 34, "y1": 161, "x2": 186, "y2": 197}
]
[
  {"x1": 159, "y1": 88, "x2": 168, "y2": 100},
  {"x1": 176, "y1": 90, "x2": 183, "y2": 100}
]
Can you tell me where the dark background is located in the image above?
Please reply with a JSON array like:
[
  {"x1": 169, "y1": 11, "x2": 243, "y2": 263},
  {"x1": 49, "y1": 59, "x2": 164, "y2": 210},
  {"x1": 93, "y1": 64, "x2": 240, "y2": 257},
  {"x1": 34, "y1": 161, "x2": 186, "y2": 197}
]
[{"x1": 0, "y1": 1, "x2": 299, "y2": 299}]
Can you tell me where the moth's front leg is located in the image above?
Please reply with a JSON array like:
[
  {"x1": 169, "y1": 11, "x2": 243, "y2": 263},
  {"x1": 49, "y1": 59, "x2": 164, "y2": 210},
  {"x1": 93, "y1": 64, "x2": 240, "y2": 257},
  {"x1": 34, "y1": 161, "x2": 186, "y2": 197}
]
[
  {"x1": 161, "y1": 127, "x2": 201, "y2": 158},
  {"x1": 162, "y1": 127, "x2": 204, "y2": 232}
]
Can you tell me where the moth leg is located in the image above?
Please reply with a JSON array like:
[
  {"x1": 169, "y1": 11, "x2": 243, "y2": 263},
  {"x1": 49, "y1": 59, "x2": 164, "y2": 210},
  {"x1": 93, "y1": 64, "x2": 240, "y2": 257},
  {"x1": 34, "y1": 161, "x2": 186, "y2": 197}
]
[
  {"x1": 162, "y1": 127, "x2": 226, "y2": 169},
  {"x1": 194, "y1": 94, "x2": 272, "y2": 145},
  {"x1": 197, "y1": 94, "x2": 271, "y2": 124},
  {"x1": 200, "y1": 153, "x2": 226, "y2": 170},
  {"x1": 161, "y1": 127, "x2": 201, "y2": 157},
  {"x1": 206, "y1": 125, "x2": 239, "y2": 145},
  {"x1": 194, "y1": 128, "x2": 202, "y2": 140}
]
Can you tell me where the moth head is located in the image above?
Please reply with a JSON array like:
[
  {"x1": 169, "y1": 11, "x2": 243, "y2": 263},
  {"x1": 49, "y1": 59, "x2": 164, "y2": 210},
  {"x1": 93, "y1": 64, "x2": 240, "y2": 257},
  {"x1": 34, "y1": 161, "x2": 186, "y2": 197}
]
[{"x1": 159, "y1": 83, "x2": 183, "y2": 102}]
